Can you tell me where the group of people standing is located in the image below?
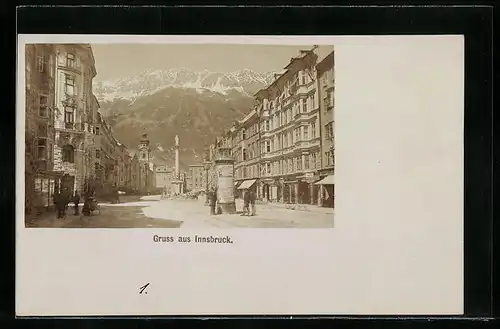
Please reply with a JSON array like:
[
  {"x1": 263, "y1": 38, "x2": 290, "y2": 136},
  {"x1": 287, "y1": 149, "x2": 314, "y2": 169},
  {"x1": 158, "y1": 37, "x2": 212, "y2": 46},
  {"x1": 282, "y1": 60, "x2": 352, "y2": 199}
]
[
  {"x1": 206, "y1": 187, "x2": 257, "y2": 216},
  {"x1": 242, "y1": 190, "x2": 256, "y2": 216},
  {"x1": 53, "y1": 189, "x2": 81, "y2": 219}
]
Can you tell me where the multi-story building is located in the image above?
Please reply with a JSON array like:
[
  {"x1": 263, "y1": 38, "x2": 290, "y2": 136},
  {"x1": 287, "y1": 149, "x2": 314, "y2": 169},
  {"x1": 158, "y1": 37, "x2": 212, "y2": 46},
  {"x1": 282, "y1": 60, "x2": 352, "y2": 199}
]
[
  {"x1": 53, "y1": 44, "x2": 97, "y2": 194},
  {"x1": 25, "y1": 44, "x2": 59, "y2": 215},
  {"x1": 233, "y1": 109, "x2": 261, "y2": 198},
  {"x1": 316, "y1": 49, "x2": 335, "y2": 207},
  {"x1": 99, "y1": 119, "x2": 118, "y2": 188},
  {"x1": 208, "y1": 47, "x2": 335, "y2": 208},
  {"x1": 186, "y1": 164, "x2": 205, "y2": 192},
  {"x1": 255, "y1": 48, "x2": 322, "y2": 205}
]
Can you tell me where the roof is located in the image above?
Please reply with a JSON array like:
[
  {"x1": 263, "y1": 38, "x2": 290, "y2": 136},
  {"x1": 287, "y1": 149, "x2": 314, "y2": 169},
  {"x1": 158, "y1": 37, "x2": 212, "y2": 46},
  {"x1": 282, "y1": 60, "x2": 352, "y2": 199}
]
[
  {"x1": 238, "y1": 109, "x2": 258, "y2": 125},
  {"x1": 253, "y1": 47, "x2": 318, "y2": 99},
  {"x1": 316, "y1": 50, "x2": 334, "y2": 75}
]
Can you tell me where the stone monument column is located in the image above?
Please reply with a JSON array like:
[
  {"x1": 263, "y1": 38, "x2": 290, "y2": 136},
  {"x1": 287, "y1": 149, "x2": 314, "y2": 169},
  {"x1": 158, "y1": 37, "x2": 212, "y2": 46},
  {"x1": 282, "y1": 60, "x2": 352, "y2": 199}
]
[
  {"x1": 214, "y1": 146, "x2": 236, "y2": 214},
  {"x1": 175, "y1": 135, "x2": 180, "y2": 178},
  {"x1": 172, "y1": 135, "x2": 183, "y2": 195}
]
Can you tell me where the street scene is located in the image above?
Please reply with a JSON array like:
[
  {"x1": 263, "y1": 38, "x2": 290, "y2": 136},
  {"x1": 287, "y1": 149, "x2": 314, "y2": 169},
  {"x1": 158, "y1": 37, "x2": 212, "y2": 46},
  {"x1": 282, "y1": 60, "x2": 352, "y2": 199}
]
[{"x1": 23, "y1": 43, "x2": 335, "y2": 228}]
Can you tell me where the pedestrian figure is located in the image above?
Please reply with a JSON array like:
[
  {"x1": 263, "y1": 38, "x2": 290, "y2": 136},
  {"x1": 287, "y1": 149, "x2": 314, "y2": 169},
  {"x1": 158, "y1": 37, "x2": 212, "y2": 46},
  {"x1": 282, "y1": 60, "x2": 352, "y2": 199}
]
[
  {"x1": 209, "y1": 189, "x2": 217, "y2": 215},
  {"x1": 249, "y1": 190, "x2": 256, "y2": 216},
  {"x1": 73, "y1": 190, "x2": 80, "y2": 215},
  {"x1": 241, "y1": 190, "x2": 250, "y2": 216},
  {"x1": 54, "y1": 190, "x2": 64, "y2": 219}
]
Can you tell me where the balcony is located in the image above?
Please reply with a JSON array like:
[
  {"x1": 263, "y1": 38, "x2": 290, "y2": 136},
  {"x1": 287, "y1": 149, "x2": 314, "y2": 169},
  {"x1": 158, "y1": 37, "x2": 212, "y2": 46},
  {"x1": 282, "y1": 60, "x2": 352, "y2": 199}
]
[
  {"x1": 58, "y1": 60, "x2": 82, "y2": 74},
  {"x1": 294, "y1": 111, "x2": 317, "y2": 123},
  {"x1": 294, "y1": 139, "x2": 320, "y2": 151},
  {"x1": 296, "y1": 85, "x2": 308, "y2": 96}
]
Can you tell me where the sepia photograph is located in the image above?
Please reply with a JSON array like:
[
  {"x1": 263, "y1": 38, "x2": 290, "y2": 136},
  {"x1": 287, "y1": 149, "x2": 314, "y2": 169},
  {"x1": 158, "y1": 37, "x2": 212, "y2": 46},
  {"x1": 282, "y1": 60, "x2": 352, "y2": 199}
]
[{"x1": 24, "y1": 43, "x2": 335, "y2": 229}]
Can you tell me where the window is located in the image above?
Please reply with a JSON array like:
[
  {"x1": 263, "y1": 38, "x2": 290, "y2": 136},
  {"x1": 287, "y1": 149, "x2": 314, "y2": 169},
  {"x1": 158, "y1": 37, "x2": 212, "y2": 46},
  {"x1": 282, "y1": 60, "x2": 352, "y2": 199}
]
[
  {"x1": 304, "y1": 126, "x2": 309, "y2": 140},
  {"x1": 243, "y1": 149, "x2": 247, "y2": 161},
  {"x1": 311, "y1": 153, "x2": 317, "y2": 169},
  {"x1": 296, "y1": 157, "x2": 301, "y2": 171},
  {"x1": 64, "y1": 106, "x2": 74, "y2": 129},
  {"x1": 37, "y1": 123, "x2": 48, "y2": 137},
  {"x1": 37, "y1": 55, "x2": 45, "y2": 73},
  {"x1": 266, "y1": 140, "x2": 271, "y2": 153},
  {"x1": 311, "y1": 93, "x2": 315, "y2": 108},
  {"x1": 302, "y1": 98, "x2": 308, "y2": 112},
  {"x1": 39, "y1": 95, "x2": 48, "y2": 117},
  {"x1": 265, "y1": 120, "x2": 270, "y2": 131},
  {"x1": 37, "y1": 138, "x2": 47, "y2": 160},
  {"x1": 304, "y1": 155, "x2": 310, "y2": 169},
  {"x1": 62, "y1": 145, "x2": 75, "y2": 163},
  {"x1": 142, "y1": 153, "x2": 146, "y2": 159},
  {"x1": 300, "y1": 71, "x2": 306, "y2": 85},
  {"x1": 295, "y1": 128, "x2": 300, "y2": 142},
  {"x1": 242, "y1": 128, "x2": 247, "y2": 140},
  {"x1": 96, "y1": 149, "x2": 100, "y2": 158},
  {"x1": 66, "y1": 53, "x2": 75, "y2": 68},
  {"x1": 326, "y1": 122, "x2": 334, "y2": 138},
  {"x1": 312, "y1": 123, "x2": 316, "y2": 138},
  {"x1": 65, "y1": 74, "x2": 75, "y2": 96}
]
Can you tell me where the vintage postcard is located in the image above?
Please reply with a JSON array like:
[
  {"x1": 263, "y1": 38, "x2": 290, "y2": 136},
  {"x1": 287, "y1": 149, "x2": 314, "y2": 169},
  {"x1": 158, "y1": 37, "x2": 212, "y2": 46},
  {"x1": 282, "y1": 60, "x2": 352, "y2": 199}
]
[{"x1": 17, "y1": 35, "x2": 464, "y2": 316}]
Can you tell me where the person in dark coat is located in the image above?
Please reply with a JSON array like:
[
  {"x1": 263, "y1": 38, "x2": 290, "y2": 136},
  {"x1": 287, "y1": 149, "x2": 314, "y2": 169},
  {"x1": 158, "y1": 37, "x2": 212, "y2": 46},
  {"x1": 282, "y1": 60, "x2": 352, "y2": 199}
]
[
  {"x1": 73, "y1": 190, "x2": 80, "y2": 215},
  {"x1": 241, "y1": 190, "x2": 250, "y2": 216},
  {"x1": 249, "y1": 190, "x2": 256, "y2": 216},
  {"x1": 208, "y1": 189, "x2": 217, "y2": 215},
  {"x1": 54, "y1": 190, "x2": 64, "y2": 219}
]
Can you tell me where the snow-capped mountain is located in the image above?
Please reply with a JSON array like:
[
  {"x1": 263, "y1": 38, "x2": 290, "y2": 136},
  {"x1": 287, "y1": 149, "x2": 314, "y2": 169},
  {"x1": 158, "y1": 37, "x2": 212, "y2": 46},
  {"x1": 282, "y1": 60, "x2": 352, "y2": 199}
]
[{"x1": 93, "y1": 68, "x2": 275, "y2": 103}]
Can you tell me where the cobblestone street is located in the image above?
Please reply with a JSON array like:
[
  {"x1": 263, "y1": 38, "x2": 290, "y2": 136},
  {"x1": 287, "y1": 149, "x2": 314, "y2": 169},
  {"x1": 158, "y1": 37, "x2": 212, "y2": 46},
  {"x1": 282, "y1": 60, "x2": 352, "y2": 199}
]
[
  {"x1": 26, "y1": 197, "x2": 182, "y2": 228},
  {"x1": 26, "y1": 195, "x2": 334, "y2": 229}
]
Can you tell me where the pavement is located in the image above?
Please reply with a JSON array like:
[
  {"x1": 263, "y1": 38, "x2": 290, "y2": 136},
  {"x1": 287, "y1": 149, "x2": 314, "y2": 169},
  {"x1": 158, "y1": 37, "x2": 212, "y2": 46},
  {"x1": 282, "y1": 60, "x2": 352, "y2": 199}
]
[
  {"x1": 142, "y1": 197, "x2": 334, "y2": 229},
  {"x1": 25, "y1": 195, "x2": 334, "y2": 229}
]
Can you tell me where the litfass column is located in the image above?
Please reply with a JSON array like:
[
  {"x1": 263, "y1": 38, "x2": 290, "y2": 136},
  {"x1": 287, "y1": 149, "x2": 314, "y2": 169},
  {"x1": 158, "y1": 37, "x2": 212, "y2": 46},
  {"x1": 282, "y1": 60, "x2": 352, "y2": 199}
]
[{"x1": 214, "y1": 146, "x2": 236, "y2": 214}]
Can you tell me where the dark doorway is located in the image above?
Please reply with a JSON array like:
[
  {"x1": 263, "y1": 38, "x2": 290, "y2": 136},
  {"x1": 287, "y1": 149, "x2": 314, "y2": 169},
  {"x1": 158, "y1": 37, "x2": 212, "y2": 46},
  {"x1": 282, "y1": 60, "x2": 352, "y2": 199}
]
[
  {"x1": 298, "y1": 181, "x2": 310, "y2": 204},
  {"x1": 61, "y1": 174, "x2": 75, "y2": 193}
]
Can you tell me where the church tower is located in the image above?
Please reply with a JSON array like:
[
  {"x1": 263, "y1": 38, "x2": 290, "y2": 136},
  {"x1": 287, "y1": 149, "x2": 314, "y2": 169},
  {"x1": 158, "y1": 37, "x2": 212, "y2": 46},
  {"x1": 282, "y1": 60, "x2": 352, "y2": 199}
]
[
  {"x1": 138, "y1": 133, "x2": 151, "y2": 193},
  {"x1": 138, "y1": 133, "x2": 150, "y2": 163}
]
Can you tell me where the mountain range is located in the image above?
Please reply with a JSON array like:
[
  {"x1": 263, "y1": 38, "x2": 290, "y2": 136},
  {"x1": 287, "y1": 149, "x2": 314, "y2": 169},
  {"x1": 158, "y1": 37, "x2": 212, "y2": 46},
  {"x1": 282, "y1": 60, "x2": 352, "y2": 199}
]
[{"x1": 93, "y1": 68, "x2": 276, "y2": 170}]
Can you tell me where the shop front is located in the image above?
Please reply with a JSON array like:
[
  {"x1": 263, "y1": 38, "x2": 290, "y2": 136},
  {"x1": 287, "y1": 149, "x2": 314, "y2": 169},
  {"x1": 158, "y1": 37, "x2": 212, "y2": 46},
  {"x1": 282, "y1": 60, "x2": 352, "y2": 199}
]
[
  {"x1": 32, "y1": 170, "x2": 64, "y2": 214},
  {"x1": 315, "y1": 174, "x2": 334, "y2": 208},
  {"x1": 237, "y1": 179, "x2": 257, "y2": 200}
]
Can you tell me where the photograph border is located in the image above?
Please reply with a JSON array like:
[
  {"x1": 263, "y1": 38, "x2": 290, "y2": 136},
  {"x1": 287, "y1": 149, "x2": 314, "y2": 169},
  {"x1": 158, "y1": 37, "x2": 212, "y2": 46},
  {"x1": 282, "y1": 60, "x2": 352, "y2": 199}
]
[{"x1": 7, "y1": 5, "x2": 494, "y2": 323}]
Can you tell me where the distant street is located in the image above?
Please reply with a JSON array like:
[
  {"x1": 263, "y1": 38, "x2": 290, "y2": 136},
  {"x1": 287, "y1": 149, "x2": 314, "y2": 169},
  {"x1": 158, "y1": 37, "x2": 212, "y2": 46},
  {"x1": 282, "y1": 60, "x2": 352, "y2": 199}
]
[{"x1": 27, "y1": 195, "x2": 334, "y2": 229}]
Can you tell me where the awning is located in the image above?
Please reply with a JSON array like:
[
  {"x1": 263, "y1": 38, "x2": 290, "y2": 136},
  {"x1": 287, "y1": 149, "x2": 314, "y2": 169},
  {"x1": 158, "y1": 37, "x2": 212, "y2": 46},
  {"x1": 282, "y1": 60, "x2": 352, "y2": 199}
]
[
  {"x1": 314, "y1": 175, "x2": 334, "y2": 185},
  {"x1": 237, "y1": 179, "x2": 257, "y2": 190}
]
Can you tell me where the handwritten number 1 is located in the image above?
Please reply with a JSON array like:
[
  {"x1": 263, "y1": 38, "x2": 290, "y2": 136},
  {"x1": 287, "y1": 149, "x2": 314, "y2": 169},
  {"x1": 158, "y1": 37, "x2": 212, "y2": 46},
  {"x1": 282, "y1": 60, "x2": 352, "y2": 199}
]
[{"x1": 139, "y1": 283, "x2": 150, "y2": 294}]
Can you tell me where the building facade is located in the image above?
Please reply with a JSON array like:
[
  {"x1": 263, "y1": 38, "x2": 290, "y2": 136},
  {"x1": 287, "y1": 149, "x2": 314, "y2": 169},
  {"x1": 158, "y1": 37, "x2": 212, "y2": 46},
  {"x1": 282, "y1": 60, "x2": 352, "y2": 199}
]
[
  {"x1": 233, "y1": 109, "x2": 261, "y2": 198},
  {"x1": 186, "y1": 164, "x2": 205, "y2": 192},
  {"x1": 208, "y1": 47, "x2": 335, "y2": 208},
  {"x1": 255, "y1": 48, "x2": 322, "y2": 205},
  {"x1": 25, "y1": 44, "x2": 161, "y2": 220},
  {"x1": 316, "y1": 50, "x2": 335, "y2": 207},
  {"x1": 25, "y1": 44, "x2": 59, "y2": 216},
  {"x1": 53, "y1": 44, "x2": 98, "y2": 194}
]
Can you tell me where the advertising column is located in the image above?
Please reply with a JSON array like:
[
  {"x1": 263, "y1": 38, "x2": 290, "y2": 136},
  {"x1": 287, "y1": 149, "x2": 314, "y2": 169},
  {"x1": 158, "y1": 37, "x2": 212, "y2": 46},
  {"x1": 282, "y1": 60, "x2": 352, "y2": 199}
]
[{"x1": 214, "y1": 147, "x2": 236, "y2": 214}]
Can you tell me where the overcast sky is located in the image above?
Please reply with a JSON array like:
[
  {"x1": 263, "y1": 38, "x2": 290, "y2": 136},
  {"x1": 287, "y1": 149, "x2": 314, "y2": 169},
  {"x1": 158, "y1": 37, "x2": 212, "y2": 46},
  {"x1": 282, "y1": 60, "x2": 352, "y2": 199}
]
[{"x1": 91, "y1": 44, "x2": 334, "y2": 82}]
